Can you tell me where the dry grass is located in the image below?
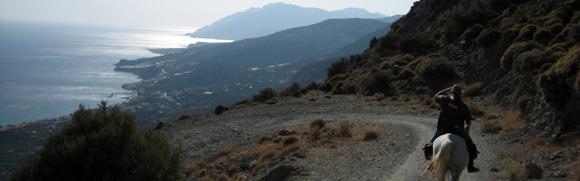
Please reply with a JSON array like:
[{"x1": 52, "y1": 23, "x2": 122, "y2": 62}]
[
  {"x1": 190, "y1": 123, "x2": 392, "y2": 179},
  {"x1": 282, "y1": 136, "x2": 299, "y2": 146},
  {"x1": 502, "y1": 109, "x2": 525, "y2": 132},
  {"x1": 496, "y1": 145, "x2": 525, "y2": 159},
  {"x1": 481, "y1": 120, "x2": 502, "y2": 133},
  {"x1": 463, "y1": 82, "x2": 483, "y2": 97},
  {"x1": 363, "y1": 130, "x2": 380, "y2": 141},
  {"x1": 516, "y1": 94, "x2": 532, "y2": 110},
  {"x1": 505, "y1": 161, "x2": 524, "y2": 181},
  {"x1": 527, "y1": 137, "x2": 547, "y2": 150},
  {"x1": 339, "y1": 123, "x2": 353, "y2": 138}
]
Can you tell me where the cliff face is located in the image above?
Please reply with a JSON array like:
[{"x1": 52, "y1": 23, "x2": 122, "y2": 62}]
[{"x1": 324, "y1": 0, "x2": 580, "y2": 141}]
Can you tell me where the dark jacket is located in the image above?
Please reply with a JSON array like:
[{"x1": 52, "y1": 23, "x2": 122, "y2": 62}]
[{"x1": 435, "y1": 95, "x2": 472, "y2": 129}]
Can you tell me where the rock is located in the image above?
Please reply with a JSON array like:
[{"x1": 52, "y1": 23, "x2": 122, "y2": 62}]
[
  {"x1": 525, "y1": 162, "x2": 543, "y2": 179},
  {"x1": 153, "y1": 122, "x2": 164, "y2": 130},
  {"x1": 553, "y1": 171, "x2": 567, "y2": 178},
  {"x1": 178, "y1": 115, "x2": 191, "y2": 120},
  {"x1": 550, "y1": 151, "x2": 564, "y2": 160},
  {"x1": 279, "y1": 129, "x2": 295, "y2": 136},
  {"x1": 265, "y1": 99, "x2": 278, "y2": 104},
  {"x1": 260, "y1": 165, "x2": 299, "y2": 181}
]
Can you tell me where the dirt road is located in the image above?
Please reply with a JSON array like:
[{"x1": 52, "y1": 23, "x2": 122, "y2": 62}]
[{"x1": 160, "y1": 91, "x2": 501, "y2": 180}]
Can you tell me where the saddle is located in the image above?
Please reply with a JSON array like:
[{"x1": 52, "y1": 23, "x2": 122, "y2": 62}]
[{"x1": 423, "y1": 132, "x2": 479, "y2": 161}]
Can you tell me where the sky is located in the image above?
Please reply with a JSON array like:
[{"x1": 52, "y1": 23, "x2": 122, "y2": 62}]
[{"x1": 0, "y1": 0, "x2": 417, "y2": 28}]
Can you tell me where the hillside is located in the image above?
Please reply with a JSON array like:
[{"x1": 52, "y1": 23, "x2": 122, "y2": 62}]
[
  {"x1": 114, "y1": 18, "x2": 390, "y2": 127},
  {"x1": 312, "y1": 0, "x2": 580, "y2": 179},
  {"x1": 185, "y1": 3, "x2": 390, "y2": 40}
]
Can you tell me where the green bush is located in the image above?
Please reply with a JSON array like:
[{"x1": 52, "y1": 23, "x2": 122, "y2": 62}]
[
  {"x1": 518, "y1": 24, "x2": 540, "y2": 40},
  {"x1": 399, "y1": 33, "x2": 435, "y2": 55},
  {"x1": 305, "y1": 82, "x2": 320, "y2": 90},
  {"x1": 279, "y1": 82, "x2": 301, "y2": 97},
  {"x1": 252, "y1": 87, "x2": 278, "y2": 103},
  {"x1": 340, "y1": 80, "x2": 358, "y2": 95},
  {"x1": 533, "y1": 28, "x2": 553, "y2": 43},
  {"x1": 477, "y1": 28, "x2": 502, "y2": 46},
  {"x1": 417, "y1": 57, "x2": 457, "y2": 80},
  {"x1": 537, "y1": 49, "x2": 580, "y2": 111},
  {"x1": 310, "y1": 119, "x2": 327, "y2": 129},
  {"x1": 462, "y1": 24, "x2": 485, "y2": 42},
  {"x1": 11, "y1": 102, "x2": 183, "y2": 181},
  {"x1": 327, "y1": 58, "x2": 350, "y2": 79},
  {"x1": 512, "y1": 49, "x2": 547, "y2": 74},
  {"x1": 419, "y1": 94, "x2": 434, "y2": 105},
  {"x1": 376, "y1": 33, "x2": 401, "y2": 56},
  {"x1": 500, "y1": 41, "x2": 542, "y2": 72},
  {"x1": 319, "y1": 81, "x2": 334, "y2": 92},
  {"x1": 396, "y1": 68, "x2": 417, "y2": 80},
  {"x1": 214, "y1": 105, "x2": 227, "y2": 115},
  {"x1": 362, "y1": 70, "x2": 393, "y2": 96}
]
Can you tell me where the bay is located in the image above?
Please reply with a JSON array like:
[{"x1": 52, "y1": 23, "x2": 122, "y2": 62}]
[{"x1": 0, "y1": 21, "x2": 229, "y2": 126}]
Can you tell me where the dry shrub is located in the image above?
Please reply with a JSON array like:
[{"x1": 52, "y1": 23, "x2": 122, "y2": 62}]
[
  {"x1": 235, "y1": 174, "x2": 247, "y2": 181},
  {"x1": 328, "y1": 144, "x2": 338, "y2": 149},
  {"x1": 469, "y1": 104, "x2": 485, "y2": 117},
  {"x1": 517, "y1": 94, "x2": 532, "y2": 110},
  {"x1": 228, "y1": 163, "x2": 240, "y2": 175},
  {"x1": 339, "y1": 123, "x2": 353, "y2": 138},
  {"x1": 527, "y1": 138, "x2": 547, "y2": 150},
  {"x1": 462, "y1": 82, "x2": 483, "y2": 97},
  {"x1": 502, "y1": 109, "x2": 525, "y2": 131},
  {"x1": 217, "y1": 174, "x2": 229, "y2": 181},
  {"x1": 497, "y1": 145, "x2": 525, "y2": 159},
  {"x1": 363, "y1": 130, "x2": 379, "y2": 141},
  {"x1": 505, "y1": 161, "x2": 524, "y2": 180},
  {"x1": 252, "y1": 161, "x2": 270, "y2": 173},
  {"x1": 310, "y1": 127, "x2": 322, "y2": 140},
  {"x1": 419, "y1": 94, "x2": 433, "y2": 105},
  {"x1": 485, "y1": 114, "x2": 499, "y2": 121},
  {"x1": 258, "y1": 149, "x2": 280, "y2": 163},
  {"x1": 310, "y1": 119, "x2": 326, "y2": 129},
  {"x1": 481, "y1": 120, "x2": 502, "y2": 133},
  {"x1": 282, "y1": 136, "x2": 298, "y2": 146}
]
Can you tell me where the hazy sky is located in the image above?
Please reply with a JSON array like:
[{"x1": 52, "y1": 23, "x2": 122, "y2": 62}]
[{"x1": 0, "y1": 0, "x2": 416, "y2": 28}]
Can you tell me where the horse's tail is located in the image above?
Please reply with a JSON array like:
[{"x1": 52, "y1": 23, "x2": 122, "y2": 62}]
[{"x1": 425, "y1": 139, "x2": 453, "y2": 180}]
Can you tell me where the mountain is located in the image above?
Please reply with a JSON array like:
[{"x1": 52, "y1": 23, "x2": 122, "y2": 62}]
[
  {"x1": 115, "y1": 18, "x2": 389, "y2": 126},
  {"x1": 375, "y1": 15, "x2": 404, "y2": 23},
  {"x1": 320, "y1": 0, "x2": 580, "y2": 144},
  {"x1": 186, "y1": 3, "x2": 392, "y2": 40}
]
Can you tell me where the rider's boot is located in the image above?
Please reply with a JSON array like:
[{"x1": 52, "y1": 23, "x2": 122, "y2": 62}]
[
  {"x1": 468, "y1": 158, "x2": 479, "y2": 173},
  {"x1": 466, "y1": 142, "x2": 480, "y2": 173}
]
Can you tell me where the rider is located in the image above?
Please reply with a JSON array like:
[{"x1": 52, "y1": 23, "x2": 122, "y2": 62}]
[{"x1": 424, "y1": 84, "x2": 479, "y2": 173}]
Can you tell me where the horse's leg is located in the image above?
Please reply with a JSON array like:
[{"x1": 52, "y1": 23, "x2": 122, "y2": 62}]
[{"x1": 451, "y1": 174, "x2": 461, "y2": 181}]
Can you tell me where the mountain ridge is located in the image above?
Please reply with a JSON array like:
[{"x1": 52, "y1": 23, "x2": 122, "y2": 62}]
[{"x1": 186, "y1": 2, "x2": 393, "y2": 40}]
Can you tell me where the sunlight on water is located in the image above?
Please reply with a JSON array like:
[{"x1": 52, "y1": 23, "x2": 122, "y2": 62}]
[{"x1": 0, "y1": 21, "x2": 233, "y2": 126}]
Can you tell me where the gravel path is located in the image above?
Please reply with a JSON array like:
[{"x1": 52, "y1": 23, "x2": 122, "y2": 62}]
[{"x1": 159, "y1": 91, "x2": 502, "y2": 180}]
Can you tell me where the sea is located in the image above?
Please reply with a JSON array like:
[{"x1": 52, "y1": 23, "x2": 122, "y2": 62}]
[{"x1": 0, "y1": 20, "x2": 229, "y2": 126}]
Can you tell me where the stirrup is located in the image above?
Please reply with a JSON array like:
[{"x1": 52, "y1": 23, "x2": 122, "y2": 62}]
[{"x1": 422, "y1": 143, "x2": 433, "y2": 160}]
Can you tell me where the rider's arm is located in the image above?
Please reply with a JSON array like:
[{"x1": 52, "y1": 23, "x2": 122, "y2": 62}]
[{"x1": 435, "y1": 87, "x2": 453, "y2": 103}]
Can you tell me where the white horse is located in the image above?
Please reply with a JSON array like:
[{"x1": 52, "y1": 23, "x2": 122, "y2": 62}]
[{"x1": 424, "y1": 133, "x2": 469, "y2": 181}]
